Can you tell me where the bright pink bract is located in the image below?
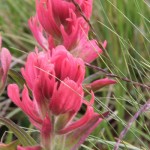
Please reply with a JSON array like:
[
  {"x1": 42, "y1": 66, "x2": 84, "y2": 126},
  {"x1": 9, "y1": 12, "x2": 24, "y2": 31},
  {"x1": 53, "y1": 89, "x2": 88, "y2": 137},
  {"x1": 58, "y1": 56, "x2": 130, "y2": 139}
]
[{"x1": 0, "y1": 36, "x2": 11, "y2": 95}]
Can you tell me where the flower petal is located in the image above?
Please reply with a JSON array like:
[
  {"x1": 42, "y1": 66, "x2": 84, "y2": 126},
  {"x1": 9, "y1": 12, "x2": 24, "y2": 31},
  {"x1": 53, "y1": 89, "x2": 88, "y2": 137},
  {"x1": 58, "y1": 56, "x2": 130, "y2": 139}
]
[
  {"x1": 85, "y1": 78, "x2": 116, "y2": 92},
  {"x1": 8, "y1": 84, "x2": 42, "y2": 128},
  {"x1": 0, "y1": 37, "x2": 11, "y2": 94},
  {"x1": 29, "y1": 16, "x2": 48, "y2": 50},
  {"x1": 33, "y1": 67, "x2": 55, "y2": 118},
  {"x1": 52, "y1": 46, "x2": 85, "y2": 84},
  {"x1": 65, "y1": 114, "x2": 102, "y2": 150},
  {"x1": 58, "y1": 92, "x2": 95, "y2": 134},
  {"x1": 71, "y1": 35, "x2": 105, "y2": 63},
  {"x1": 49, "y1": 79, "x2": 83, "y2": 116}
]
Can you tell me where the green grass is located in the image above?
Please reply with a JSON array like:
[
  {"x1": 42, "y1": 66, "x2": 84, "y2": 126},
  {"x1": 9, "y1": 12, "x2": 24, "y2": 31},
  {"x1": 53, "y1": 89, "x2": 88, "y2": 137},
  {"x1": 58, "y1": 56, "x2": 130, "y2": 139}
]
[
  {"x1": 0, "y1": 0, "x2": 35, "y2": 54},
  {"x1": 0, "y1": 0, "x2": 150, "y2": 149},
  {"x1": 91, "y1": 0, "x2": 150, "y2": 149}
]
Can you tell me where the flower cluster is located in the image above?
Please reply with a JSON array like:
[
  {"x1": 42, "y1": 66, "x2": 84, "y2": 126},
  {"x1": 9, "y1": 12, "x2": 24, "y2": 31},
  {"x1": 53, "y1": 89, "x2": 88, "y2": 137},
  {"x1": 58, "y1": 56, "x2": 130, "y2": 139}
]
[
  {"x1": 29, "y1": 0, "x2": 107, "y2": 63},
  {"x1": 8, "y1": 47, "x2": 103, "y2": 150},
  {"x1": 7, "y1": 0, "x2": 116, "y2": 150}
]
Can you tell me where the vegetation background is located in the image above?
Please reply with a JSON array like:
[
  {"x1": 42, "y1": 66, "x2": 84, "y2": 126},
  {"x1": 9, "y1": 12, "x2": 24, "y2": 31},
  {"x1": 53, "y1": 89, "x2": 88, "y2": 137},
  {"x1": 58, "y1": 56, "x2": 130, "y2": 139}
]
[{"x1": 0, "y1": 0, "x2": 150, "y2": 149}]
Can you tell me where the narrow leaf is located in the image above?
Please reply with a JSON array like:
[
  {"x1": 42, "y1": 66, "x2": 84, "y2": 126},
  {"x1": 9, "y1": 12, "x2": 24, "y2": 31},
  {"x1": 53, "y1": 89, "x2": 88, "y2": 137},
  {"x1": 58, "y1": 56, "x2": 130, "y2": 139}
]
[
  {"x1": 8, "y1": 69, "x2": 25, "y2": 87},
  {"x1": 0, "y1": 117, "x2": 37, "y2": 146},
  {"x1": 0, "y1": 140, "x2": 20, "y2": 150}
]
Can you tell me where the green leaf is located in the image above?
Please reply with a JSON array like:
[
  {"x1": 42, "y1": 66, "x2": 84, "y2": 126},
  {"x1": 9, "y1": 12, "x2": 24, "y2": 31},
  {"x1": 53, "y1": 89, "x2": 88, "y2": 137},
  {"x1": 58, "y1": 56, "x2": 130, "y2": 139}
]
[
  {"x1": 8, "y1": 69, "x2": 32, "y2": 97},
  {"x1": 8, "y1": 69, "x2": 26, "y2": 88},
  {"x1": 0, "y1": 117, "x2": 37, "y2": 146},
  {"x1": 0, "y1": 140, "x2": 20, "y2": 150}
]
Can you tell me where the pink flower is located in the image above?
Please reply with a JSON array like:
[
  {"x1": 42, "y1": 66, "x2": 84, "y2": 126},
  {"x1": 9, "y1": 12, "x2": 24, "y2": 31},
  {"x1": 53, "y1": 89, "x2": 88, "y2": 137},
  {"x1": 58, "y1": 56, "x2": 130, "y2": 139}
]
[
  {"x1": 29, "y1": 0, "x2": 105, "y2": 63},
  {"x1": 28, "y1": 16, "x2": 49, "y2": 51},
  {"x1": 35, "y1": 0, "x2": 92, "y2": 36},
  {"x1": 0, "y1": 36, "x2": 11, "y2": 95},
  {"x1": 8, "y1": 46, "x2": 105, "y2": 149},
  {"x1": 8, "y1": 46, "x2": 85, "y2": 126},
  {"x1": 29, "y1": 0, "x2": 102, "y2": 62},
  {"x1": 85, "y1": 77, "x2": 116, "y2": 92},
  {"x1": 29, "y1": 16, "x2": 105, "y2": 63},
  {"x1": 29, "y1": 14, "x2": 88, "y2": 50},
  {"x1": 71, "y1": 36, "x2": 107, "y2": 63},
  {"x1": 76, "y1": 0, "x2": 93, "y2": 19},
  {"x1": 6, "y1": 0, "x2": 113, "y2": 149},
  {"x1": 34, "y1": 0, "x2": 89, "y2": 48},
  {"x1": 57, "y1": 92, "x2": 104, "y2": 150}
]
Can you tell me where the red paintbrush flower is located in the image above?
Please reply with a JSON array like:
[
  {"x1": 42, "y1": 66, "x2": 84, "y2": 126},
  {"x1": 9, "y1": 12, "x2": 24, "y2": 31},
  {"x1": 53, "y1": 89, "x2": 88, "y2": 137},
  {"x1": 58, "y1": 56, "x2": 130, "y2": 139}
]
[{"x1": 8, "y1": 46, "x2": 108, "y2": 149}]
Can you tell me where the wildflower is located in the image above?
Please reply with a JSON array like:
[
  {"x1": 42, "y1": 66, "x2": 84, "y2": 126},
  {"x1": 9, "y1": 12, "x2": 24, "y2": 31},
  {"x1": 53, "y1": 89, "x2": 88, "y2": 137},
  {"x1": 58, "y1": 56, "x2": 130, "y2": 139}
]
[
  {"x1": 29, "y1": 0, "x2": 104, "y2": 63},
  {"x1": 71, "y1": 36, "x2": 107, "y2": 63},
  {"x1": 85, "y1": 77, "x2": 116, "y2": 92},
  {"x1": 8, "y1": 46, "x2": 84, "y2": 126},
  {"x1": 35, "y1": 0, "x2": 92, "y2": 36},
  {"x1": 8, "y1": 46, "x2": 106, "y2": 149},
  {"x1": 29, "y1": 13, "x2": 88, "y2": 51},
  {"x1": 0, "y1": 36, "x2": 11, "y2": 95},
  {"x1": 34, "y1": 0, "x2": 88, "y2": 47},
  {"x1": 7, "y1": 0, "x2": 115, "y2": 149}
]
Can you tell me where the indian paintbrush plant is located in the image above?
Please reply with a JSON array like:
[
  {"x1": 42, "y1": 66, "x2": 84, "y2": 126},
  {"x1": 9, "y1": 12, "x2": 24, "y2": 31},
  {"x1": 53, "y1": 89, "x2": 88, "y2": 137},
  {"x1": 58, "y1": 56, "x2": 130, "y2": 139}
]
[{"x1": 0, "y1": 0, "x2": 116, "y2": 150}]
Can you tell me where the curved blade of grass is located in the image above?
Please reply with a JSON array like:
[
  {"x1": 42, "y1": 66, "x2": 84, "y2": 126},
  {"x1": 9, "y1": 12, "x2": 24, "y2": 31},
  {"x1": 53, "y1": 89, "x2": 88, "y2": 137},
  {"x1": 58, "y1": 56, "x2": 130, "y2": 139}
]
[
  {"x1": 8, "y1": 69, "x2": 25, "y2": 88},
  {"x1": 0, "y1": 140, "x2": 20, "y2": 150},
  {"x1": 0, "y1": 117, "x2": 37, "y2": 146}
]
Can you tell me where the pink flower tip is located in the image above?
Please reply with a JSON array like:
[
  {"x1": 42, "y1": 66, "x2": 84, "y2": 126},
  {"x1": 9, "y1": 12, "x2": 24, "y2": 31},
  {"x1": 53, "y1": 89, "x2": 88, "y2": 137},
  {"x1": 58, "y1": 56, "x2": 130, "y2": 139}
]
[
  {"x1": 0, "y1": 36, "x2": 12, "y2": 95},
  {"x1": 85, "y1": 78, "x2": 116, "y2": 92},
  {"x1": 103, "y1": 40, "x2": 107, "y2": 49}
]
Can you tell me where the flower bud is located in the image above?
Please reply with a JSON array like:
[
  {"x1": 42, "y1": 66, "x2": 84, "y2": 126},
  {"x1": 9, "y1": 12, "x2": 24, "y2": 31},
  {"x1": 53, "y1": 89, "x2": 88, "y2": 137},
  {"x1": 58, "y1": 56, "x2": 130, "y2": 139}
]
[{"x1": 0, "y1": 36, "x2": 11, "y2": 95}]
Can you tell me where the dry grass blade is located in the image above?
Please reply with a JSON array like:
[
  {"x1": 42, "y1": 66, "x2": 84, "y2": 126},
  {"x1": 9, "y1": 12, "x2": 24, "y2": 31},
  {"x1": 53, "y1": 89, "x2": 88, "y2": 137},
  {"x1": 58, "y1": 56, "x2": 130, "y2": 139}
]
[
  {"x1": 85, "y1": 62, "x2": 150, "y2": 90},
  {"x1": 114, "y1": 99, "x2": 150, "y2": 150}
]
